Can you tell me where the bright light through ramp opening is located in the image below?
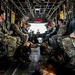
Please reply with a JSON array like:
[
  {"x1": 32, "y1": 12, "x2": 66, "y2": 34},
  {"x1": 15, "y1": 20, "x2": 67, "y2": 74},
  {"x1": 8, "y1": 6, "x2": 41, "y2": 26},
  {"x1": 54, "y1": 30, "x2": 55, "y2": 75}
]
[{"x1": 28, "y1": 23, "x2": 47, "y2": 34}]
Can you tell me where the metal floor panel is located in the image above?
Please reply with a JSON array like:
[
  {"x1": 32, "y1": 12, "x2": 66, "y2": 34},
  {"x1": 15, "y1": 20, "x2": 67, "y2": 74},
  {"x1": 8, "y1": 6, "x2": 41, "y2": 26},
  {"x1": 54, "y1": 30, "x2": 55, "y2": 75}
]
[
  {"x1": 0, "y1": 46, "x2": 75, "y2": 75},
  {"x1": 13, "y1": 47, "x2": 48, "y2": 75},
  {"x1": 0, "y1": 47, "x2": 49, "y2": 75}
]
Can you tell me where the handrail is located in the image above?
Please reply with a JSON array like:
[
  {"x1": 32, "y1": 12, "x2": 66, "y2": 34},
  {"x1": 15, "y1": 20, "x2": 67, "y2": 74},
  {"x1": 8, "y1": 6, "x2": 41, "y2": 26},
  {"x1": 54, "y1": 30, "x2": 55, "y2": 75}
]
[
  {"x1": 47, "y1": 0, "x2": 65, "y2": 21},
  {"x1": 46, "y1": 0, "x2": 57, "y2": 18}
]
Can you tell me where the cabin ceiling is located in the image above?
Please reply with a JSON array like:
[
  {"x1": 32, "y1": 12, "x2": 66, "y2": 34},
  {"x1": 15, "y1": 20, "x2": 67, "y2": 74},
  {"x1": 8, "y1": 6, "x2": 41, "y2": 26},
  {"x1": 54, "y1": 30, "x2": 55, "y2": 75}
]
[
  {"x1": 3, "y1": 0, "x2": 64, "y2": 22},
  {"x1": 13, "y1": 0, "x2": 61, "y2": 17}
]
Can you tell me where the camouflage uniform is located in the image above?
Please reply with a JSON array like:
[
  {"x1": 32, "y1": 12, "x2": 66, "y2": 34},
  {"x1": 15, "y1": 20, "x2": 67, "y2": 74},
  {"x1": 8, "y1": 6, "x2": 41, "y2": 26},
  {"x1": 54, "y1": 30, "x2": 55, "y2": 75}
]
[
  {"x1": 0, "y1": 21, "x2": 21, "y2": 57},
  {"x1": 57, "y1": 18, "x2": 75, "y2": 66},
  {"x1": 2, "y1": 36, "x2": 18, "y2": 57},
  {"x1": 48, "y1": 25, "x2": 67, "y2": 48},
  {"x1": 57, "y1": 36, "x2": 75, "y2": 66},
  {"x1": 5, "y1": 21, "x2": 28, "y2": 43},
  {"x1": 11, "y1": 23, "x2": 28, "y2": 43},
  {"x1": 46, "y1": 26, "x2": 56, "y2": 37}
]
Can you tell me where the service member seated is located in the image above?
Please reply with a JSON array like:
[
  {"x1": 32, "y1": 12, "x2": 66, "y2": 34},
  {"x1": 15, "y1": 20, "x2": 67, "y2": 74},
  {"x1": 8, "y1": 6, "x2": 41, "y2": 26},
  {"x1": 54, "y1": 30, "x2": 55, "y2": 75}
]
[{"x1": 0, "y1": 9, "x2": 28, "y2": 62}]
